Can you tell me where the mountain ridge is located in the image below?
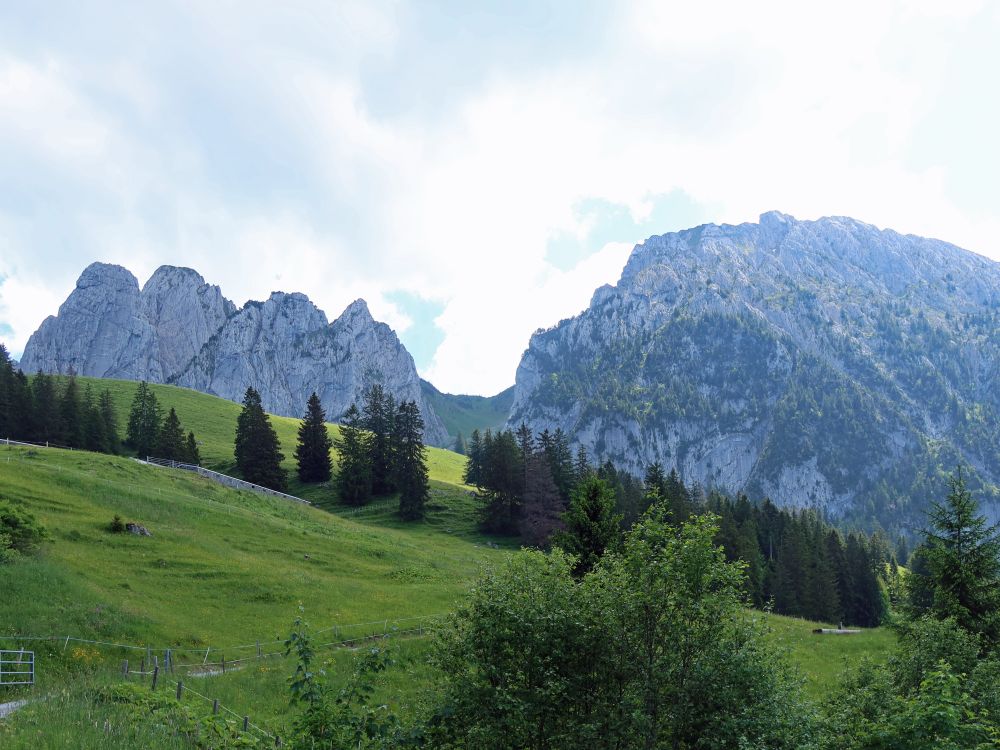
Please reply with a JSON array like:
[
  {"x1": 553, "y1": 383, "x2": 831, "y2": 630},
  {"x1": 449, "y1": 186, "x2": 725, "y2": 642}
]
[
  {"x1": 508, "y1": 212, "x2": 1000, "y2": 530},
  {"x1": 19, "y1": 263, "x2": 451, "y2": 446}
]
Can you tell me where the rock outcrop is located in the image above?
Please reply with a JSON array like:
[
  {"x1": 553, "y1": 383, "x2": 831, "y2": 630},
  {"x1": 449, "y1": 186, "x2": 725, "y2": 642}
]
[
  {"x1": 509, "y1": 212, "x2": 1000, "y2": 529},
  {"x1": 20, "y1": 264, "x2": 449, "y2": 446}
]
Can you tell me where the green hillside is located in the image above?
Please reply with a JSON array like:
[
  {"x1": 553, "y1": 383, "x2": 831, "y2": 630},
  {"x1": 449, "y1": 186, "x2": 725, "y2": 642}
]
[
  {"x1": 0, "y1": 379, "x2": 896, "y2": 746},
  {"x1": 73, "y1": 376, "x2": 470, "y2": 504},
  {"x1": 420, "y1": 379, "x2": 514, "y2": 445}
]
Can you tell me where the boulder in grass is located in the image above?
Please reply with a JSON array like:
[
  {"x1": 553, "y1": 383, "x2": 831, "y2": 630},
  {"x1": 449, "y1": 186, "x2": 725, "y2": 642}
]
[{"x1": 125, "y1": 523, "x2": 152, "y2": 537}]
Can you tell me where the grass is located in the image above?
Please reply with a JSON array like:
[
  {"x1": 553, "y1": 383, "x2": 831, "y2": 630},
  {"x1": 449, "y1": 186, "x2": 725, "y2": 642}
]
[{"x1": 0, "y1": 379, "x2": 899, "y2": 744}]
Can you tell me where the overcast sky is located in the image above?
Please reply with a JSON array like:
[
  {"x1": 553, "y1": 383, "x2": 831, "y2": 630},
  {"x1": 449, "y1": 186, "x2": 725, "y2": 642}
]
[{"x1": 1, "y1": 1, "x2": 998, "y2": 395}]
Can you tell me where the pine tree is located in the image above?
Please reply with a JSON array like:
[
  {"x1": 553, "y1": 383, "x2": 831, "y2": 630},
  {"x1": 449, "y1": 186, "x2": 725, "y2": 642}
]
[
  {"x1": 644, "y1": 462, "x2": 667, "y2": 499},
  {"x1": 546, "y1": 428, "x2": 574, "y2": 503},
  {"x1": 476, "y1": 430, "x2": 522, "y2": 534},
  {"x1": 392, "y1": 400, "x2": 429, "y2": 521},
  {"x1": 59, "y1": 373, "x2": 83, "y2": 448},
  {"x1": 553, "y1": 476, "x2": 622, "y2": 576},
  {"x1": 294, "y1": 392, "x2": 333, "y2": 483},
  {"x1": 913, "y1": 469, "x2": 1000, "y2": 642},
  {"x1": 0, "y1": 345, "x2": 12, "y2": 438},
  {"x1": 157, "y1": 407, "x2": 186, "y2": 461},
  {"x1": 31, "y1": 371, "x2": 60, "y2": 444},
  {"x1": 464, "y1": 429, "x2": 483, "y2": 485},
  {"x1": 126, "y1": 381, "x2": 161, "y2": 457},
  {"x1": 335, "y1": 404, "x2": 372, "y2": 506},
  {"x1": 98, "y1": 389, "x2": 119, "y2": 453},
  {"x1": 454, "y1": 431, "x2": 467, "y2": 455},
  {"x1": 234, "y1": 387, "x2": 287, "y2": 491},
  {"x1": 184, "y1": 432, "x2": 201, "y2": 465},
  {"x1": 362, "y1": 384, "x2": 395, "y2": 496},
  {"x1": 519, "y1": 450, "x2": 564, "y2": 547},
  {"x1": 81, "y1": 386, "x2": 109, "y2": 453}
]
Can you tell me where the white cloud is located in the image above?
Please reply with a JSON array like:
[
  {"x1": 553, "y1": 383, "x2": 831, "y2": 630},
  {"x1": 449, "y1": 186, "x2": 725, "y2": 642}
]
[{"x1": 1, "y1": 2, "x2": 998, "y2": 393}]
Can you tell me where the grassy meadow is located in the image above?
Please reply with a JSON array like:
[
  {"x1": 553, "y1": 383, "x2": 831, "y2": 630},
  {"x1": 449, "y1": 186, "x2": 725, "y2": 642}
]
[{"x1": 0, "y1": 378, "x2": 897, "y2": 745}]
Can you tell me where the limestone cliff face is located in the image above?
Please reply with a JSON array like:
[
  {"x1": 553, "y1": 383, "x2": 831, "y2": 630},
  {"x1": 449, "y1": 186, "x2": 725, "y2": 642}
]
[
  {"x1": 509, "y1": 212, "x2": 1000, "y2": 528},
  {"x1": 173, "y1": 295, "x2": 449, "y2": 445},
  {"x1": 20, "y1": 264, "x2": 449, "y2": 446},
  {"x1": 20, "y1": 263, "x2": 163, "y2": 380}
]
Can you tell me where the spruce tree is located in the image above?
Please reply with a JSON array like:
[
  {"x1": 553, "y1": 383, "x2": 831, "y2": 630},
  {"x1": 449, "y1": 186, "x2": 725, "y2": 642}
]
[
  {"x1": 553, "y1": 476, "x2": 622, "y2": 576},
  {"x1": 912, "y1": 469, "x2": 1000, "y2": 642},
  {"x1": 362, "y1": 384, "x2": 395, "y2": 495},
  {"x1": 31, "y1": 371, "x2": 60, "y2": 444},
  {"x1": 234, "y1": 387, "x2": 287, "y2": 491},
  {"x1": 184, "y1": 432, "x2": 201, "y2": 465},
  {"x1": 464, "y1": 429, "x2": 483, "y2": 485},
  {"x1": 59, "y1": 373, "x2": 83, "y2": 448},
  {"x1": 454, "y1": 431, "x2": 467, "y2": 455},
  {"x1": 294, "y1": 392, "x2": 333, "y2": 483},
  {"x1": 98, "y1": 389, "x2": 119, "y2": 453},
  {"x1": 126, "y1": 381, "x2": 161, "y2": 457},
  {"x1": 392, "y1": 400, "x2": 429, "y2": 521},
  {"x1": 156, "y1": 407, "x2": 186, "y2": 461},
  {"x1": 81, "y1": 386, "x2": 109, "y2": 453},
  {"x1": 335, "y1": 403, "x2": 372, "y2": 506},
  {"x1": 519, "y1": 450, "x2": 564, "y2": 547},
  {"x1": 0, "y1": 345, "x2": 12, "y2": 438}
]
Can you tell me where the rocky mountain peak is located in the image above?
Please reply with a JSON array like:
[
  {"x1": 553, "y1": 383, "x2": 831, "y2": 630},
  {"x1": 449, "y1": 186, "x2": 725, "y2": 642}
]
[
  {"x1": 21, "y1": 263, "x2": 451, "y2": 446},
  {"x1": 510, "y1": 212, "x2": 1000, "y2": 531}
]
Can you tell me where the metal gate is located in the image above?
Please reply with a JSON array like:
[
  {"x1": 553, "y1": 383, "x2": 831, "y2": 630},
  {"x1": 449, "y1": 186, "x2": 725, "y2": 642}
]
[{"x1": 0, "y1": 650, "x2": 34, "y2": 686}]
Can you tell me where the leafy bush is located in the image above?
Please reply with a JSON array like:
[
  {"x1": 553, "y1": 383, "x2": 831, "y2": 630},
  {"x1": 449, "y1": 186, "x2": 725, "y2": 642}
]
[{"x1": 0, "y1": 499, "x2": 47, "y2": 563}]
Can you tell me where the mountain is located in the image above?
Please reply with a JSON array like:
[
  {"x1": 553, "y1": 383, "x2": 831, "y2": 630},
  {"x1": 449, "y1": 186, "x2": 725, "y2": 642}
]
[
  {"x1": 420, "y1": 380, "x2": 515, "y2": 447},
  {"x1": 20, "y1": 263, "x2": 450, "y2": 446},
  {"x1": 509, "y1": 212, "x2": 1000, "y2": 529}
]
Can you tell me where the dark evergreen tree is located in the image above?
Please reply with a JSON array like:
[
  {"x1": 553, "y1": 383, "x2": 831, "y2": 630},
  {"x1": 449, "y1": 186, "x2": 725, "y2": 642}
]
[
  {"x1": 519, "y1": 450, "x2": 564, "y2": 547},
  {"x1": 546, "y1": 428, "x2": 575, "y2": 504},
  {"x1": 910, "y1": 468, "x2": 1000, "y2": 642},
  {"x1": 463, "y1": 428, "x2": 483, "y2": 485},
  {"x1": 184, "y1": 432, "x2": 201, "y2": 465},
  {"x1": 294, "y1": 392, "x2": 333, "y2": 483},
  {"x1": 80, "y1": 386, "x2": 108, "y2": 453},
  {"x1": 156, "y1": 407, "x2": 186, "y2": 461},
  {"x1": 31, "y1": 371, "x2": 60, "y2": 444},
  {"x1": 58, "y1": 373, "x2": 83, "y2": 448},
  {"x1": 454, "y1": 431, "x2": 467, "y2": 455},
  {"x1": 98, "y1": 389, "x2": 119, "y2": 453},
  {"x1": 392, "y1": 400, "x2": 429, "y2": 521},
  {"x1": 0, "y1": 345, "x2": 12, "y2": 438},
  {"x1": 234, "y1": 386, "x2": 287, "y2": 491},
  {"x1": 362, "y1": 384, "x2": 395, "y2": 496},
  {"x1": 125, "y1": 381, "x2": 161, "y2": 457},
  {"x1": 554, "y1": 476, "x2": 622, "y2": 576},
  {"x1": 335, "y1": 403, "x2": 372, "y2": 506},
  {"x1": 644, "y1": 462, "x2": 667, "y2": 499},
  {"x1": 476, "y1": 429, "x2": 523, "y2": 534}
]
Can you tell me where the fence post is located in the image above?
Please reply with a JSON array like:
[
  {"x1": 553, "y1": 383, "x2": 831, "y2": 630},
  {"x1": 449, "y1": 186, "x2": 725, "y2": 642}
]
[
  {"x1": 122, "y1": 659, "x2": 129, "y2": 677},
  {"x1": 242, "y1": 716, "x2": 249, "y2": 732},
  {"x1": 151, "y1": 665, "x2": 159, "y2": 691},
  {"x1": 256, "y1": 641, "x2": 261, "y2": 660},
  {"x1": 141, "y1": 657, "x2": 145, "y2": 674},
  {"x1": 221, "y1": 655, "x2": 226, "y2": 674},
  {"x1": 176, "y1": 681, "x2": 183, "y2": 701},
  {"x1": 213, "y1": 699, "x2": 219, "y2": 715}
]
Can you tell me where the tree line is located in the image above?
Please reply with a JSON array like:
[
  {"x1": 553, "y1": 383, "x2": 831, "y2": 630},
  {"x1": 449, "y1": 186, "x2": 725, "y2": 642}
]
[
  {"x1": 465, "y1": 424, "x2": 889, "y2": 626},
  {"x1": 126, "y1": 381, "x2": 201, "y2": 464},
  {"x1": 0, "y1": 346, "x2": 119, "y2": 454},
  {"x1": 234, "y1": 384, "x2": 430, "y2": 520}
]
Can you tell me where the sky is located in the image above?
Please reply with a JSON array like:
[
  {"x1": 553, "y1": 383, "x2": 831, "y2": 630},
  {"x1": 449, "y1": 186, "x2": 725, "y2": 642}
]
[{"x1": 1, "y1": 1, "x2": 998, "y2": 395}]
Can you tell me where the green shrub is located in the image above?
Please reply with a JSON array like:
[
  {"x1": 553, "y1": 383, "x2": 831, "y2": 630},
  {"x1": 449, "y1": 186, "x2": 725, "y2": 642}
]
[
  {"x1": 0, "y1": 499, "x2": 47, "y2": 562},
  {"x1": 109, "y1": 515, "x2": 126, "y2": 534}
]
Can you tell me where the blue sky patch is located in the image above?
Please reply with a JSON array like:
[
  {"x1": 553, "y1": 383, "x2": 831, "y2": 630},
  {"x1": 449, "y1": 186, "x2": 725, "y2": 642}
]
[
  {"x1": 545, "y1": 190, "x2": 715, "y2": 272},
  {"x1": 386, "y1": 290, "x2": 446, "y2": 372}
]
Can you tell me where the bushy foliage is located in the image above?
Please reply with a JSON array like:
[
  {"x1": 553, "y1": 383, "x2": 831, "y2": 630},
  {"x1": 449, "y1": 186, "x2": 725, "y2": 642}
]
[
  {"x1": 430, "y1": 509, "x2": 815, "y2": 749},
  {"x1": 0, "y1": 499, "x2": 47, "y2": 563}
]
